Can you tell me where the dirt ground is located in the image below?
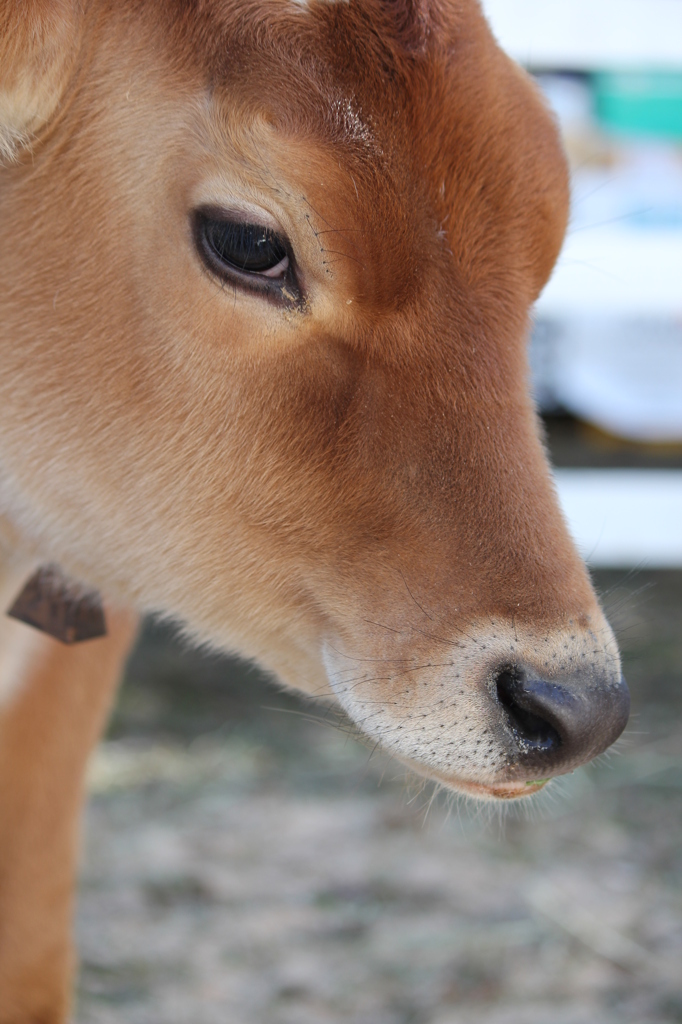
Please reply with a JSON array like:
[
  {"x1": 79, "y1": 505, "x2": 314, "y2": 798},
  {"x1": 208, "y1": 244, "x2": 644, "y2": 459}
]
[{"x1": 73, "y1": 558, "x2": 682, "y2": 1024}]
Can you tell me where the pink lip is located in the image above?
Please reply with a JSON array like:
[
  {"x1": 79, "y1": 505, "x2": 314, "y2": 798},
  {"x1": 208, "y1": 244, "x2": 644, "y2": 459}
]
[
  {"x1": 430, "y1": 772, "x2": 550, "y2": 801},
  {"x1": 465, "y1": 779, "x2": 548, "y2": 800},
  {"x1": 396, "y1": 755, "x2": 552, "y2": 802}
]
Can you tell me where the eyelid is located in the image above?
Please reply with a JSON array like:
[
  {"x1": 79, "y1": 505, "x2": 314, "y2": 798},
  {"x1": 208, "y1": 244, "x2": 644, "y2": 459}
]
[{"x1": 193, "y1": 199, "x2": 283, "y2": 234}]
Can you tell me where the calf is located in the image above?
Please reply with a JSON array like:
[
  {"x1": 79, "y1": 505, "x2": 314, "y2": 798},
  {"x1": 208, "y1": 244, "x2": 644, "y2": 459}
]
[{"x1": 0, "y1": 0, "x2": 629, "y2": 1019}]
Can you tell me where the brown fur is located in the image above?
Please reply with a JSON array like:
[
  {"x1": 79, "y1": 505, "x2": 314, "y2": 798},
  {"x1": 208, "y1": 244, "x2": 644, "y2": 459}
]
[{"x1": 0, "y1": 1, "x2": 622, "y2": 1018}]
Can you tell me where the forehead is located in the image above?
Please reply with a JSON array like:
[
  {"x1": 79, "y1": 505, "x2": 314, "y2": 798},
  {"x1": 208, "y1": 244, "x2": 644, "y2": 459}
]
[
  {"x1": 166, "y1": 0, "x2": 491, "y2": 145},
  {"x1": 171, "y1": 0, "x2": 558, "y2": 214}
]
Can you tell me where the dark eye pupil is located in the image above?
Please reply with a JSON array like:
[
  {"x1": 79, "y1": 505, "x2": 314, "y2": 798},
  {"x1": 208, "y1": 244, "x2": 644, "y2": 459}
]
[{"x1": 204, "y1": 219, "x2": 287, "y2": 273}]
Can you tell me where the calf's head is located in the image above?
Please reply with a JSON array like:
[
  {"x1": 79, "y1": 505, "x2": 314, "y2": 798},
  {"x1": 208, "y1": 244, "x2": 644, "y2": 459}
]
[{"x1": 0, "y1": 0, "x2": 628, "y2": 798}]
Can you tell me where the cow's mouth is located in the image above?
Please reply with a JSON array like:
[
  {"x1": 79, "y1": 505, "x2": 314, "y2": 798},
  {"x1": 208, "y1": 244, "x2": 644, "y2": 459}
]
[
  {"x1": 411, "y1": 762, "x2": 551, "y2": 801},
  {"x1": 437, "y1": 775, "x2": 550, "y2": 801}
]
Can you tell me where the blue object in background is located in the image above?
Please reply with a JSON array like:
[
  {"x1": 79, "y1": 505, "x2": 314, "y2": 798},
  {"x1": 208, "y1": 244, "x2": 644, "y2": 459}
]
[{"x1": 594, "y1": 71, "x2": 682, "y2": 139}]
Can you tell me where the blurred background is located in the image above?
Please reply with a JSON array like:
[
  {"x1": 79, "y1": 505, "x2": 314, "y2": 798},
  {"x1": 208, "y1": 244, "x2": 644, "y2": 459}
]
[{"x1": 76, "y1": 3, "x2": 682, "y2": 1022}]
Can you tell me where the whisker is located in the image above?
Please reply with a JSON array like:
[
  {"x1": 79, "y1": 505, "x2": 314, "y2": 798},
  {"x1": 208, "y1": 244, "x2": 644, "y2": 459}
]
[{"x1": 399, "y1": 568, "x2": 434, "y2": 621}]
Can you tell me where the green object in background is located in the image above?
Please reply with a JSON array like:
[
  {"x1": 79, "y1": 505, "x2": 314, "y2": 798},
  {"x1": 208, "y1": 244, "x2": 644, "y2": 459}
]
[{"x1": 594, "y1": 71, "x2": 682, "y2": 139}]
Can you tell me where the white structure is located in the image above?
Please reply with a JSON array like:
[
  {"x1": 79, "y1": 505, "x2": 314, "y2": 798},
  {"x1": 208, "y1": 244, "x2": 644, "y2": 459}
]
[
  {"x1": 482, "y1": 0, "x2": 682, "y2": 70},
  {"x1": 555, "y1": 470, "x2": 682, "y2": 567}
]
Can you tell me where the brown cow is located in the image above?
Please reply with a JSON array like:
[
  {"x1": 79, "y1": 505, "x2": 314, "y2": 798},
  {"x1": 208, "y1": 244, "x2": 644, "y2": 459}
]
[{"x1": 0, "y1": 0, "x2": 628, "y2": 1019}]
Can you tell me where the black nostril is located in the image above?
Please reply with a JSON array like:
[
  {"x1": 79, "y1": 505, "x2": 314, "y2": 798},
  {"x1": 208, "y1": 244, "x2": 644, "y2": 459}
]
[
  {"x1": 495, "y1": 668, "x2": 561, "y2": 755},
  {"x1": 494, "y1": 664, "x2": 630, "y2": 775}
]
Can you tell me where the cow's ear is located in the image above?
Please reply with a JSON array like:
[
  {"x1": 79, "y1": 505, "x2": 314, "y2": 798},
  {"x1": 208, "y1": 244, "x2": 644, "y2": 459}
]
[
  {"x1": 0, "y1": 0, "x2": 81, "y2": 161},
  {"x1": 381, "y1": 0, "x2": 433, "y2": 52}
]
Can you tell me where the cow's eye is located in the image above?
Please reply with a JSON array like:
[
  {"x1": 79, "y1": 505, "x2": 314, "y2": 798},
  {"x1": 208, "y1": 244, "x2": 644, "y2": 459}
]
[
  {"x1": 194, "y1": 208, "x2": 297, "y2": 301},
  {"x1": 205, "y1": 218, "x2": 288, "y2": 275}
]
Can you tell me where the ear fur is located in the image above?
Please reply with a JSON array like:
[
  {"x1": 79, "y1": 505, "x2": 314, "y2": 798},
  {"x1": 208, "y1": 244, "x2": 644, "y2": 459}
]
[
  {"x1": 0, "y1": 0, "x2": 81, "y2": 161},
  {"x1": 381, "y1": 0, "x2": 433, "y2": 53}
]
